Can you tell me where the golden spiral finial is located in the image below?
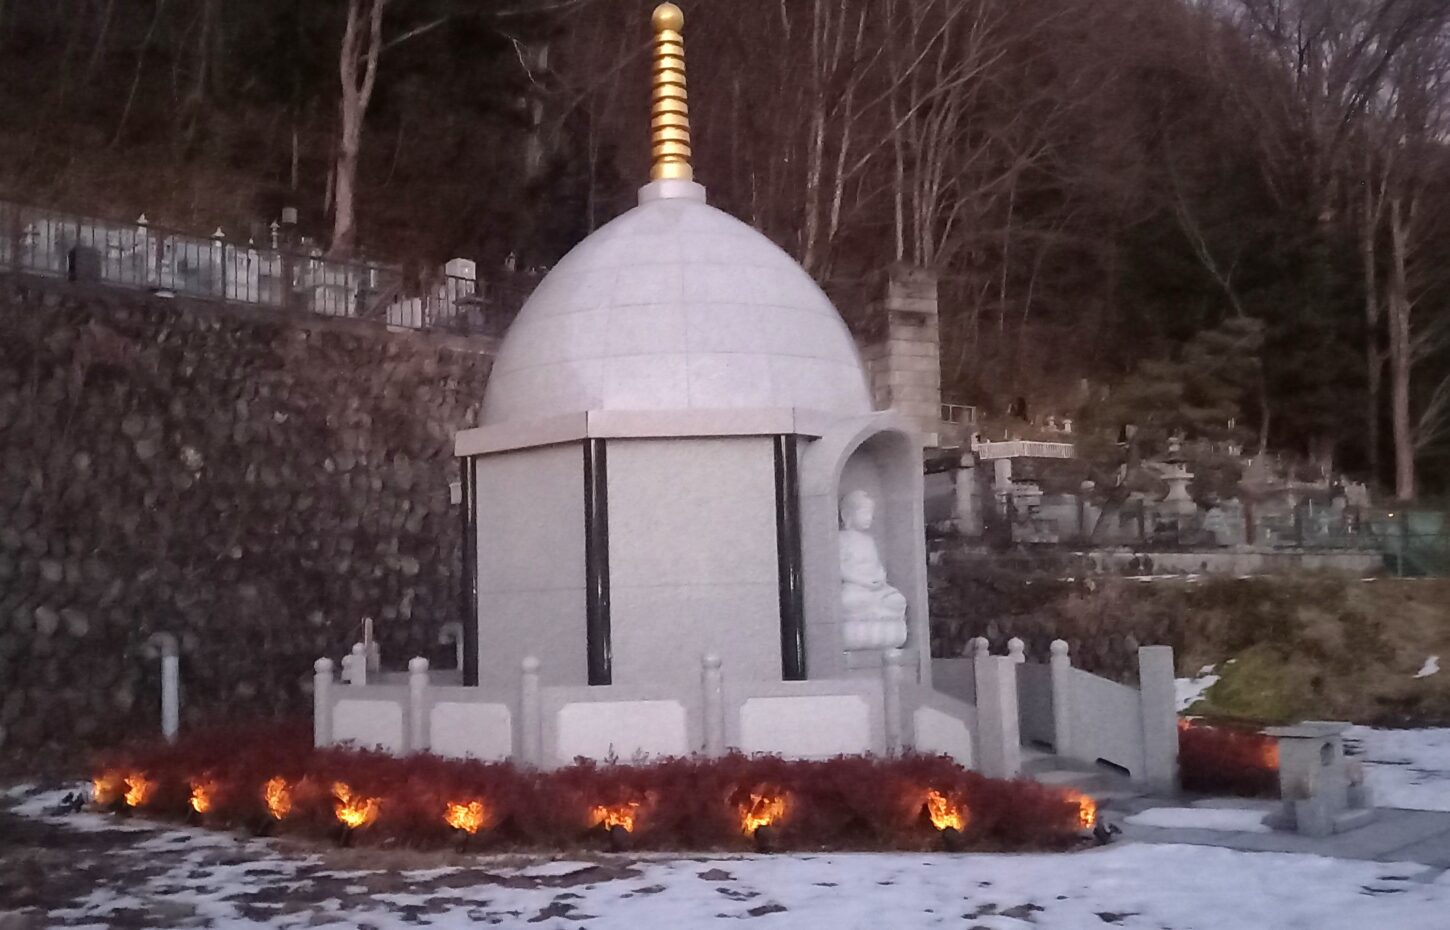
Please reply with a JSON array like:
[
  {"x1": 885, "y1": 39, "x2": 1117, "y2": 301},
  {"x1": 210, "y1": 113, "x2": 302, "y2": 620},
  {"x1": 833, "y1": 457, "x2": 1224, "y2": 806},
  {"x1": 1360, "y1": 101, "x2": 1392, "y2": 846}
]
[{"x1": 650, "y1": 3, "x2": 692, "y2": 182}]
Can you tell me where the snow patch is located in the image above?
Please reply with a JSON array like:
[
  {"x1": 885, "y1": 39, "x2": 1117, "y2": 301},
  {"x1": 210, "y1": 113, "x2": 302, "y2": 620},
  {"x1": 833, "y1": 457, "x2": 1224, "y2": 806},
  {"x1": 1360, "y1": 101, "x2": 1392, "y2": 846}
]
[
  {"x1": 500, "y1": 859, "x2": 601, "y2": 878},
  {"x1": 1176, "y1": 665, "x2": 1220, "y2": 712},
  {"x1": 1414, "y1": 656, "x2": 1440, "y2": 679},
  {"x1": 1126, "y1": 806, "x2": 1272, "y2": 833},
  {"x1": 1347, "y1": 726, "x2": 1450, "y2": 812}
]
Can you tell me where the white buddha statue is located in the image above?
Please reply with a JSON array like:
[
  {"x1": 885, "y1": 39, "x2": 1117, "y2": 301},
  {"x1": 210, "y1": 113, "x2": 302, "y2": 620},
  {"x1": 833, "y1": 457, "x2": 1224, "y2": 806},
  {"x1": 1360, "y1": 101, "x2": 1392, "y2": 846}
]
[{"x1": 838, "y1": 489, "x2": 908, "y2": 651}]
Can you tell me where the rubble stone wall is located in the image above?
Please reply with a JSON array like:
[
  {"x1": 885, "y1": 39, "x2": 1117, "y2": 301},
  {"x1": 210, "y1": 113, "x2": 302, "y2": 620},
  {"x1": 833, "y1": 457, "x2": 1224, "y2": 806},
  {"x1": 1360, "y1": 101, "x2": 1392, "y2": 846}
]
[{"x1": 0, "y1": 275, "x2": 490, "y2": 766}]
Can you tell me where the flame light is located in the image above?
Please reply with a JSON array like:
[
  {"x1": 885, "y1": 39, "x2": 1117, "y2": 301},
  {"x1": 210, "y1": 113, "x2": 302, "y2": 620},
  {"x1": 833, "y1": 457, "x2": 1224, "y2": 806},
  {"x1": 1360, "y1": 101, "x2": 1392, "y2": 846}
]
[
  {"x1": 92, "y1": 772, "x2": 124, "y2": 807},
  {"x1": 590, "y1": 801, "x2": 641, "y2": 833},
  {"x1": 924, "y1": 789, "x2": 967, "y2": 832},
  {"x1": 332, "y1": 782, "x2": 381, "y2": 830},
  {"x1": 263, "y1": 777, "x2": 293, "y2": 820},
  {"x1": 189, "y1": 780, "x2": 216, "y2": 815},
  {"x1": 738, "y1": 791, "x2": 787, "y2": 835},
  {"x1": 444, "y1": 800, "x2": 488, "y2": 835},
  {"x1": 1068, "y1": 792, "x2": 1097, "y2": 829},
  {"x1": 123, "y1": 773, "x2": 155, "y2": 808}
]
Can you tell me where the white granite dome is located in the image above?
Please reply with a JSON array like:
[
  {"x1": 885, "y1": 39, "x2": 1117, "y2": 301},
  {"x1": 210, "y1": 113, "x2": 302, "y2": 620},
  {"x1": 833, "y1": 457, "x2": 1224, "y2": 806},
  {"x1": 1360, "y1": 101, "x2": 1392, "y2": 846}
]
[{"x1": 481, "y1": 182, "x2": 873, "y2": 424}]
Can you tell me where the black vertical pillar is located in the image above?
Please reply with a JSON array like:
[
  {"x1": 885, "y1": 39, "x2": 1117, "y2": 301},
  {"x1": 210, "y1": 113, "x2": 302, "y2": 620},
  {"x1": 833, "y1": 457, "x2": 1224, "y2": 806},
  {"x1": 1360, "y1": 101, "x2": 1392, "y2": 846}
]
[
  {"x1": 774, "y1": 435, "x2": 806, "y2": 680},
  {"x1": 460, "y1": 456, "x2": 479, "y2": 686},
  {"x1": 583, "y1": 439, "x2": 612, "y2": 686}
]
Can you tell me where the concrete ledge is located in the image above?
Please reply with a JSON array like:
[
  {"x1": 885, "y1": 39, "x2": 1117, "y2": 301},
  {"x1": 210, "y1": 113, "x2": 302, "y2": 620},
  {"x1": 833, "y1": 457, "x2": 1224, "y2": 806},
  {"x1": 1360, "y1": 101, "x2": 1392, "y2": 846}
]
[{"x1": 455, "y1": 407, "x2": 841, "y2": 456}]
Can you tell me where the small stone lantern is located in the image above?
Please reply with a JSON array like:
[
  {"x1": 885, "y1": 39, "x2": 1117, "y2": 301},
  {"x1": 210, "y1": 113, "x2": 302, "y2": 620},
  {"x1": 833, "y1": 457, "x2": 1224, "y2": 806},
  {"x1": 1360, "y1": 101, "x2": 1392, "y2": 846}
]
[{"x1": 1264, "y1": 721, "x2": 1374, "y2": 837}]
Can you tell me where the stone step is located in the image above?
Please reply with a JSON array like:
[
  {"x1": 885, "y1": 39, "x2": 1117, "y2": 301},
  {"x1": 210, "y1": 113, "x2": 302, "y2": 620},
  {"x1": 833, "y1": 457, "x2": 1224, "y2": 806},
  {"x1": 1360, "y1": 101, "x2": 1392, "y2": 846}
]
[
  {"x1": 1018, "y1": 754, "x2": 1146, "y2": 806},
  {"x1": 1020, "y1": 753, "x2": 1102, "y2": 776}
]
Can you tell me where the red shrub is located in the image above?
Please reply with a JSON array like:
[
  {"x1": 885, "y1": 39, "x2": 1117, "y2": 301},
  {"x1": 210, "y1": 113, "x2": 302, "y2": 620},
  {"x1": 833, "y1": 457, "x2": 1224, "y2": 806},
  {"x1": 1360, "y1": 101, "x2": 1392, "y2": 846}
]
[
  {"x1": 1178, "y1": 719, "x2": 1279, "y2": 798},
  {"x1": 90, "y1": 724, "x2": 1090, "y2": 852}
]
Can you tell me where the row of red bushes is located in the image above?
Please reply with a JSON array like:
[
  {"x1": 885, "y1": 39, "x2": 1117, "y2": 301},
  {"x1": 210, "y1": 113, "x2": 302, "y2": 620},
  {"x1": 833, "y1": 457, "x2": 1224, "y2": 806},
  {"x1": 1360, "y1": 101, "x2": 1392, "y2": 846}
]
[
  {"x1": 1177, "y1": 719, "x2": 1280, "y2": 798},
  {"x1": 92, "y1": 722, "x2": 1092, "y2": 852}
]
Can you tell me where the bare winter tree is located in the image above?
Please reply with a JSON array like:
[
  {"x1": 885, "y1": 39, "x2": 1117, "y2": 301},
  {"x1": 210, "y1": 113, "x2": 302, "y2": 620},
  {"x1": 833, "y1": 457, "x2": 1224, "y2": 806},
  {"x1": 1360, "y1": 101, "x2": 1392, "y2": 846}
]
[
  {"x1": 329, "y1": 0, "x2": 387, "y2": 258},
  {"x1": 1378, "y1": 20, "x2": 1450, "y2": 499},
  {"x1": 1212, "y1": 0, "x2": 1446, "y2": 484}
]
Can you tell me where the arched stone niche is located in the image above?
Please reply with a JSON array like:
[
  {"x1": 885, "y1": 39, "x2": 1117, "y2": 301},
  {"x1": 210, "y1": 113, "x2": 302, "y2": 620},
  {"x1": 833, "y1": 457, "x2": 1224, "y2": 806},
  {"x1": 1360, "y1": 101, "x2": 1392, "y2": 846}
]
[{"x1": 799, "y1": 414, "x2": 930, "y2": 685}]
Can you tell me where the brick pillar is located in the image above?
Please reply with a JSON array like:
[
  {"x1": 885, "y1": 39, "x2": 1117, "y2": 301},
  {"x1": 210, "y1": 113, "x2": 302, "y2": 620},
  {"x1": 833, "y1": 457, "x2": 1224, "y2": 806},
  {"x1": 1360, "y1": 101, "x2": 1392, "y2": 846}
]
[{"x1": 859, "y1": 264, "x2": 943, "y2": 446}]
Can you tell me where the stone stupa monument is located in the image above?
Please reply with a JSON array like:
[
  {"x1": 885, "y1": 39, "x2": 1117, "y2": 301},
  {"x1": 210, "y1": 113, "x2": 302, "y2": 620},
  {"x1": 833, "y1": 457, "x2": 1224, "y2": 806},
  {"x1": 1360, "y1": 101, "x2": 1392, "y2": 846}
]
[{"x1": 312, "y1": 3, "x2": 1025, "y2": 777}]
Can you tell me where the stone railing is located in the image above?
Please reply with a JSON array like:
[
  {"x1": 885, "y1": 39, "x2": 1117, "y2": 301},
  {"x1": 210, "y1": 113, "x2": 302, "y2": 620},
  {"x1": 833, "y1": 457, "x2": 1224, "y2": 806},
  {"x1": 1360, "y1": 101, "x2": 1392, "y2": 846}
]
[
  {"x1": 971, "y1": 439, "x2": 1076, "y2": 460},
  {"x1": 934, "y1": 637, "x2": 1179, "y2": 792},
  {"x1": 313, "y1": 649, "x2": 980, "y2": 771},
  {"x1": 0, "y1": 198, "x2": 527, "y2": 337}
]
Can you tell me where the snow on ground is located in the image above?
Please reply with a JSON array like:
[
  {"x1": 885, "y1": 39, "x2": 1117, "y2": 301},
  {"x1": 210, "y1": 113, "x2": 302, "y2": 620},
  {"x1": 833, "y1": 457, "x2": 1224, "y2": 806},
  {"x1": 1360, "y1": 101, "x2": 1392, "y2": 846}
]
[
  {"x1": 1348, "y1": 726, "x2": 1450, "y2": 812},
  {"x1": 1414, "y1": 656, "x2": 1440, "y2": 679},
  {"x1": 5, "y1": 786, "x2": 1450, "y2": 929},
  {"x1": 1125, "y1": 807, "x2": 1272, "y2": 833},
  {"x1": 1175, "y1": 665, "x2": 1221, "y2": 712}
]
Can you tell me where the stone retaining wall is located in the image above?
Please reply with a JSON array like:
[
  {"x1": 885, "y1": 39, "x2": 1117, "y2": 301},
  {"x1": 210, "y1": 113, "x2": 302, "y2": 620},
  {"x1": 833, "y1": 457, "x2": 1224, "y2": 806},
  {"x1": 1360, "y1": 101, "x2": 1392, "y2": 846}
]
[{"x1": 0, "y1": 275, "x2": 490, "y2": 766}]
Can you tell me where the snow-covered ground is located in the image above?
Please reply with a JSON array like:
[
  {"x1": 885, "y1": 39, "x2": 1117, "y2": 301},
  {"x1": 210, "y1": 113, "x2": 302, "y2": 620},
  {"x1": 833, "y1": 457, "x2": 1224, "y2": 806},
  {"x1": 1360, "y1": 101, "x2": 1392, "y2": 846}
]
[
  {"x1": 4, "y1": 786, "x2": 1450, "y2": 929},
  {"x1": 1348, "y1": 726, "x2": 1450, "y2": 812}
]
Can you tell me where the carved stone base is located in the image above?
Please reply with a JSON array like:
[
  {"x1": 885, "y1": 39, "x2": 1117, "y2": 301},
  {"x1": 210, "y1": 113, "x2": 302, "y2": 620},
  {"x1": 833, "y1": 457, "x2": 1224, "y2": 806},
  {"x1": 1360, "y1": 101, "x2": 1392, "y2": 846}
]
[{"x1": 842, "y1": 617, "x2": 908, "y2": 651}]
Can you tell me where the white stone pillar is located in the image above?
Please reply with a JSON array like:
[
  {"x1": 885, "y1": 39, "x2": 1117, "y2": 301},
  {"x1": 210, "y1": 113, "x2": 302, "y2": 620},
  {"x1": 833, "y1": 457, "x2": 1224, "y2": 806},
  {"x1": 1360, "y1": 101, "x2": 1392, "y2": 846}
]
[
  {"x1": 1137, "y1": 645, "x2": 1179, "y2": 793},
  {"x1": 313, "y1": 658, "x2": 335, "y2": 747},
  {"x1": 882, "y1": 648, "x2": 906, "y2": 755},
  {"x1": 954, "y1": 454, "x2": 982, "y2": 536},
  {"x1": 974, "y1": 655, "x2": 1022, "y2": 779},
  {"x1": 701, "y1": 654, "x2": 725, "y2": 757},
  {"x1": 520, "y1": 656, "x2": 542, "y2": 768},
  {"x1": 408, "y1": 657, "x2": 430, "y2": 754},
  {"x1": 438, "y1": 621, "x2": 465, "y2": 670},
  {"x1": 1049, "y1": 639, "x2": 1073, "y2": 759},
  {"x1": 1007, "y1": 638, "x2": 1026, "y2": 664},
  {"x1": 347, "y1": 643, "x2": 368, "y2": 686},
  {"x1": 147, "y1": 633, "x2": 180, "y2": 744}
]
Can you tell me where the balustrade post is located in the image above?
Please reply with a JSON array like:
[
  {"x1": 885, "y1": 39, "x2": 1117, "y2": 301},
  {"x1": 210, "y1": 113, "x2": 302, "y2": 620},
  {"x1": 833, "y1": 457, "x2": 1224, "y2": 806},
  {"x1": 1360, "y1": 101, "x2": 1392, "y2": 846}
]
[
  {"x1": 1049, "y1": 639, "x2": 1074, "y2": 760},
  {"x1": 314, "y1": 658, "x2": 335, "y2": 746},
  {"x1": 701, "y1": 654, "x2": 725, "y2": 757},
  {"x1": 882, "y1": 648, "x2": 906, "y2": 755},
  {"x1": 1138, "y1": 645, "x2": 1180, "y2": 794},
  {"x1": 408, "y1": 657, "x2": 431, "y2": 754},
  {"x1": 520, "y1": 656, "x2": 543, "y2": 768}
]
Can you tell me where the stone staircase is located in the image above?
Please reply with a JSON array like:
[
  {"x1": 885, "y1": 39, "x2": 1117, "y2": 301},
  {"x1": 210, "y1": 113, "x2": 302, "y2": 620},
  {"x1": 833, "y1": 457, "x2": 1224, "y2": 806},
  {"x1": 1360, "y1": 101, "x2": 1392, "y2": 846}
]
[{"x1": 1020, "y1": 747, "x2": 1148, "y2": 814}]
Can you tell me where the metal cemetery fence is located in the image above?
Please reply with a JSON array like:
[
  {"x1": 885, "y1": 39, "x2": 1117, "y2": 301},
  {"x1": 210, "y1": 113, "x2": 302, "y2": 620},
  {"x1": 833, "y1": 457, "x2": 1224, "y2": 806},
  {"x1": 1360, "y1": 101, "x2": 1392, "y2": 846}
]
[{"x1": 0, "y1": 200, "x2": 526, "y2": 338}]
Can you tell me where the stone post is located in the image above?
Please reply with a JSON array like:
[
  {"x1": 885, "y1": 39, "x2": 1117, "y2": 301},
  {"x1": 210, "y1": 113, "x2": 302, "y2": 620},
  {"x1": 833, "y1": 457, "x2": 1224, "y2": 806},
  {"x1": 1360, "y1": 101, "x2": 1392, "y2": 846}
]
[
  {"x1": 520, "y1": 656, "x2": 542, "y2": 768},
  {"x1": 858, "y1": 264, "x2": 943, "y2": 445},
  {"x1": 1007, "y1": 638, "x2": 1026, "y2": 664},
  {"x1": 882, "y1": 648, "x2": 906, "y2": 755},
  {"x1": 954, "y1": 453, "x2": 982, "y2": 536},
  {"x1": 438, "y1": 621, "x2": 465, "y2": 671},
  {"x1": 346, "y1": 643, "x2": 368, "y2": 686},
  {"x1": 1049, "y1": 639, "x2": 1074, "y2": 759},
  {"x1": 147, "y1": 633, "x2": 180, "y2": 744},
  {"x1": 408, "y1": 657, "x2": 430, "y2": 754},
  {"x1": 701, "y1": 654, "x2": 725, "y2": 758},
  {"x1": 1137, "y1": 646, "x2": 1179, "y2": 793},
  {"x1": 313, "y1": 658, "x2": 335, "y2": 747},
  {"x1": 974, "y1": 655, "x2": 1022, "y2": 779}
]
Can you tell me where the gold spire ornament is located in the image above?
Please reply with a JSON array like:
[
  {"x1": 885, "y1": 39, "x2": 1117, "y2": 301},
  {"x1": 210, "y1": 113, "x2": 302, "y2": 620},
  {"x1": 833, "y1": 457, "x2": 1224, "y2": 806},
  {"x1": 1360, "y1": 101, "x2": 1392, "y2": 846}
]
[{"x1": 650, "y1": 3, "x2": 693, "y2": 182}]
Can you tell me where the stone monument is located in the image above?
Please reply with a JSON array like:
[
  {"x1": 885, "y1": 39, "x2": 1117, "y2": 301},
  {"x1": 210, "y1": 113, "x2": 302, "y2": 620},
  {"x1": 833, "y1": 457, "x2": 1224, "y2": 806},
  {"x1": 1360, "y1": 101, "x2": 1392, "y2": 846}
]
[
  {"x1": 838, "y1": 490, "x2": 908, "y2": 651},
  {"x1": 311, "y1": 3, "x2": 1026, "y2": 777}
]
